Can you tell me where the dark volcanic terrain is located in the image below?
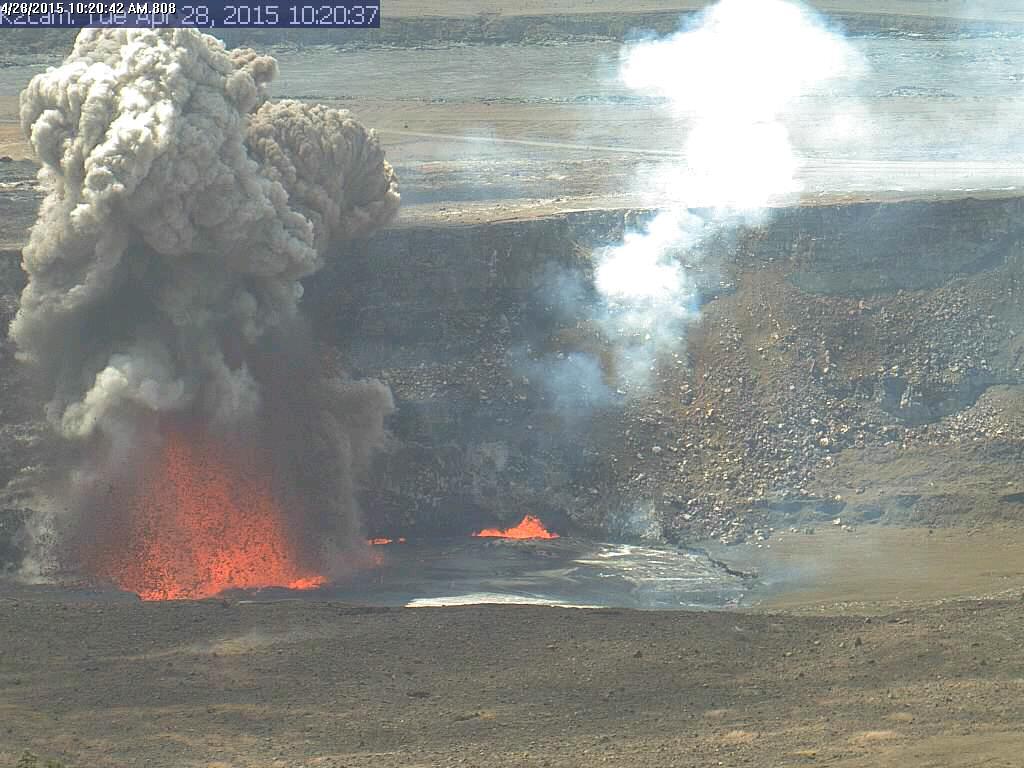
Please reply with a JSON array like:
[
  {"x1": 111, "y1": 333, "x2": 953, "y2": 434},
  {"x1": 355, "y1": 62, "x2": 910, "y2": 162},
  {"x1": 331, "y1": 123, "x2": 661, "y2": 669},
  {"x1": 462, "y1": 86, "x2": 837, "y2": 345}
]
[
  {"x1": 4, "y1": 161, "x2": 1024, "y2": 552},
  {"x1": 3, "y1": 595, "x2": 1024, "y2": 768}
]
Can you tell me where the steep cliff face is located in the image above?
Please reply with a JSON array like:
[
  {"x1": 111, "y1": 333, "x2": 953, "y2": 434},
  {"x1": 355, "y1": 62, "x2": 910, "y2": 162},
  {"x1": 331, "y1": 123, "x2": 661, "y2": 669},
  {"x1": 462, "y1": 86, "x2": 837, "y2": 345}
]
[
  {"x1": 307, "y1": 195, "x2": 1024, "y2": 541},
  {"x1": 2, "y1": 192, "x2": 1024, "y2": 567}
]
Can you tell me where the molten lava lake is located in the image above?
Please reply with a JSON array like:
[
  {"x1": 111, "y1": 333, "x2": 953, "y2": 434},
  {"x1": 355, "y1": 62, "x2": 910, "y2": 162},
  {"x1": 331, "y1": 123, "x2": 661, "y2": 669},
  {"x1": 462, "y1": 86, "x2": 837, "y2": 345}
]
[
  {"x1": 217, "y1": 537, "x2": 751, "y2": 609},
  {"x1": 16, "y1": 537, "x2": 750, "y2": 608},
  {"x1": 18, "y1": 526, "x2": 1024, "y2": 609}
]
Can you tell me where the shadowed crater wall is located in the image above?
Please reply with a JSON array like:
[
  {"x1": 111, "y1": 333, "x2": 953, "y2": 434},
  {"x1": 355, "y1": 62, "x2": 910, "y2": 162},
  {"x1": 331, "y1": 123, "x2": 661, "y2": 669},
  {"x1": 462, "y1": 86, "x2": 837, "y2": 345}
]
[{"x1": 3, "y1": 190, "x2": 1024, "y2": 567}]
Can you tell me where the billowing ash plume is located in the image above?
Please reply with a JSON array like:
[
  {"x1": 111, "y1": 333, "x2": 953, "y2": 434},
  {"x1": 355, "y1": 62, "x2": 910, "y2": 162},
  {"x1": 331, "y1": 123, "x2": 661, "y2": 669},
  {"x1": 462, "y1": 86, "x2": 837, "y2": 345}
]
[
  {"x1": 13, "y1": 29, "x2": 399, "y2": 584},
  {"x1": 590, "y1": 0, "x2": 867, "y2": 389}
]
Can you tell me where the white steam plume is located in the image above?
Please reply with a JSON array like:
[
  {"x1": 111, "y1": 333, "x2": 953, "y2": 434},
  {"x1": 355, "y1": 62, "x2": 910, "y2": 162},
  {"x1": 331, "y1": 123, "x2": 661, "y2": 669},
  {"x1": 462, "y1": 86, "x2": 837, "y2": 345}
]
[
  {"x1": 12, "y1": 29, "x2": 400, "y2": 576},
  {"x1": 593, "y1": 0, "x2": 867, "y2": 389}
]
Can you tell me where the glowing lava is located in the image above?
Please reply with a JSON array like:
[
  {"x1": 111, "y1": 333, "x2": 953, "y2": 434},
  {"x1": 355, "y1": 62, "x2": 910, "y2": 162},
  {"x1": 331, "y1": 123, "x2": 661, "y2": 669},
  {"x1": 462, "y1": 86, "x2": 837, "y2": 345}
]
[
  {"x1": 97, "y1": 424, "x2": 325, "y2": 600},
  {"x1": 368, "y1": 537, "x2": 406, "y2": 545},
  {"x1": 472, "y1": 515, "x2": 559, "y2": 540}
]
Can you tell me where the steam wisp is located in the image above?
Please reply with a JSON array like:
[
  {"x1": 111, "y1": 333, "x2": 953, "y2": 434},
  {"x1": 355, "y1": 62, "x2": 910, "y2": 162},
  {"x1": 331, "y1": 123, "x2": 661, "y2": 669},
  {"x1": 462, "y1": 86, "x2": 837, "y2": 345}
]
[{"x1": 592, "y1": 0, "x2": 867, "y2": 389}]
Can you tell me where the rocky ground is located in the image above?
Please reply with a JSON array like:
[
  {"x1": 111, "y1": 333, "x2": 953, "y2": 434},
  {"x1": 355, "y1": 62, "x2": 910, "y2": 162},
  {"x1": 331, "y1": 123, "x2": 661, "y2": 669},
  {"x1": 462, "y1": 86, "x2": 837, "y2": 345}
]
[
  {"x1": 616, "y1": 218, "x2": 1024, "y2": 542},
  {"x1": 3, "y1": 592, "x2": 1024, "y2": 768},
  {"x1": 296, "y1": 197, "x2": 1024, "y2": 545}
]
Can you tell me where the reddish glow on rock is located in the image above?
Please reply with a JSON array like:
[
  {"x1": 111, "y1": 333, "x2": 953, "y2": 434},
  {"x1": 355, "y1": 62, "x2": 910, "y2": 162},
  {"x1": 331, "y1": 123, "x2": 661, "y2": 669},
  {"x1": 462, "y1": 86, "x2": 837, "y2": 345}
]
[
  {"x1": 97, "y1": 424, "x2": 325, "y2": 601},
  {"x1": 368, "y1": 537, "x2": 406, "y2": 545},
  {"x1": 472, "y1": 515, "x2": 559, "y2": 540}
]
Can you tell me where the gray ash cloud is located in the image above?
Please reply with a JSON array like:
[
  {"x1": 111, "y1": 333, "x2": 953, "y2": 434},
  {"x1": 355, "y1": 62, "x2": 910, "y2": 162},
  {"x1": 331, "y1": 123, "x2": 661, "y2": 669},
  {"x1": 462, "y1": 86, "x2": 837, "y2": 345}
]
[{"x1": 12, "y1": 28, "x2": 399, "y2": 582}]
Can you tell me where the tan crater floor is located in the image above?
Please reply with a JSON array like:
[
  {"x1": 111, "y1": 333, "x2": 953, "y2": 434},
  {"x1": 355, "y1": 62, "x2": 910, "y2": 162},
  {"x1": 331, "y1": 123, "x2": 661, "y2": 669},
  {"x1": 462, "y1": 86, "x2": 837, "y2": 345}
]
[
  {"x1": 3, "y1": 578, "x2": 1024, "y2": 768},
  {"x1": 717, "y1": 524, "x2": 1024, "y2": 613}
]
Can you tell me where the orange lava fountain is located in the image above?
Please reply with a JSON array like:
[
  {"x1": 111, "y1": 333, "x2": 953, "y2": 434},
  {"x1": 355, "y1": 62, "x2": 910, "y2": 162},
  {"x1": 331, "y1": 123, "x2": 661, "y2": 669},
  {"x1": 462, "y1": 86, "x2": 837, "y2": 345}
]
[
  {"x1": 472, "y1": 514, "x2": 559, "y2": 540},
  {"x1": 96, "y1": 424, "x2": 326, "y2": 600}
]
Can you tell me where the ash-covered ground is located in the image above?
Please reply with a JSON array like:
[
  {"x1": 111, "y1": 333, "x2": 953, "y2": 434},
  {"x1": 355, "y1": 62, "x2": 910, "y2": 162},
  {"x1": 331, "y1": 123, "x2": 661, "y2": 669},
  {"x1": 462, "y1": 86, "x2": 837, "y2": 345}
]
[{"x1": 4, "y1": 593, "x2": 1024, "y2": 767}]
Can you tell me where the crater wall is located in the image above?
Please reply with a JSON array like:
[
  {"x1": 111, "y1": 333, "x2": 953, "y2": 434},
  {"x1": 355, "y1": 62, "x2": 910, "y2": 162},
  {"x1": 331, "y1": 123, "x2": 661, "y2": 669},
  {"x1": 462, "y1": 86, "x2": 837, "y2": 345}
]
[{"x1": 2, "y1": 192, "x2": 1024, "y2": 566}]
